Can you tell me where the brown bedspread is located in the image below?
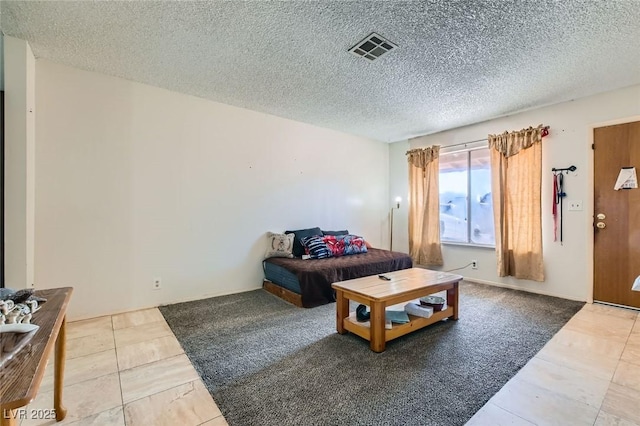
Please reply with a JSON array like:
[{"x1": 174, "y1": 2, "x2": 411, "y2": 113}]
[{"x1": 264, "y1": 248, "x2": 413, "y2": 307}]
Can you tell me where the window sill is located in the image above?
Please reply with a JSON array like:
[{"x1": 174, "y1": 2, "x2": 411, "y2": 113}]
[{"x1": 441, "y1": 241, "x2": 495, "y2": 250}]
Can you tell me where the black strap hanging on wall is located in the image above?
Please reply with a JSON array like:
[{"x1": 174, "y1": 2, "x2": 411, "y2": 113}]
[{"x1": 552, "y1": 165, "x2": 576, "y2": 244}]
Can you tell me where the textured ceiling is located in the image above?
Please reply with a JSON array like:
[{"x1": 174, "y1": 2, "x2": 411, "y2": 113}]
[{"x1": 2, "y1": 1, "x2": 639, "y2": 142}]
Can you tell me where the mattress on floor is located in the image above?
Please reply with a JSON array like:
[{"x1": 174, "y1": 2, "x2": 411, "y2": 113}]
[
  {"x1": 263, "y1": 248, "x2": 413, "y2": 307},
  {"x1": 263, "y1": 260, "x2": 302, "y2": 294}
]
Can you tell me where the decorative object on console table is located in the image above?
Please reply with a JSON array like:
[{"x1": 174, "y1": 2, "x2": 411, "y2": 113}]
[
  {"x1": 390, "y1": 196, "x2": 401, "y2": 251},
  {"x1": 0, "y1": 288, "x2": 46, "y2": 326}
]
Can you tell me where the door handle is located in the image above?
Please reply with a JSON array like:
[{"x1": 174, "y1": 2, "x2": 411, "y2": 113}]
[
  {"x1": 596, "y1": 222, "x2": 606, "y2": 229},
  {"x1": 596, "y1": 213, "x2": 606, "y2": 220}
]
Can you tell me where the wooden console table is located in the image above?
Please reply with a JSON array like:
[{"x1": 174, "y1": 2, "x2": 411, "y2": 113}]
[
  {"x1": 1, "y1": 287, "x2": 73, "y2": 426},
  {"x1": 332, "y1": 268, "x2": 461, "y2": 352}
]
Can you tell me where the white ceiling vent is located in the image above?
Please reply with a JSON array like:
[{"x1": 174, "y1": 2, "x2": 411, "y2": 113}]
[{"x1": 349, "y1": 32, "x2": 397, "y2": 61}]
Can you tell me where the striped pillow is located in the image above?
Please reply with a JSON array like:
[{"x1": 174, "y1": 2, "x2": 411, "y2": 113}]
[{"x1": 300, "y1": 235, "x2": 333, "y2": 259}]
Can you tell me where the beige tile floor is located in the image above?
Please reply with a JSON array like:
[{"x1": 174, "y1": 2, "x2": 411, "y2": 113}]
[
  {"x1": 16, "y1": 302, "x2": 640, "y2": 425},
  {"x1": 18, "y1": 308, "x2": 227, "y2": 426},
  {"x1": 467, "y1": 303, "x2": 640, "y2": 426}
]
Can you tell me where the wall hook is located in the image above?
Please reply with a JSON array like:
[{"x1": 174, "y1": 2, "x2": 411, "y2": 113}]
[{"x1": 552, "y1": 165, "x2": 577, "y2": 174}]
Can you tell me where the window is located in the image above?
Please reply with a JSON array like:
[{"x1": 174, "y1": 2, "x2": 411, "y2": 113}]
[{"x1": 439, "y1": 148, "x2": 495, "y2": 246}]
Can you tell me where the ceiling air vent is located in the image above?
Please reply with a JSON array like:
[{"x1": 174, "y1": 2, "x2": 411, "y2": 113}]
[{"x1": 349, "y1": 32, "x2": 397, "y2": 61}]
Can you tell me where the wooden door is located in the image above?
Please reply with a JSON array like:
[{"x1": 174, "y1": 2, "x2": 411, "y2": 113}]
[{"x1": 593, "y1": 121, "x2": 640, "y2": 308}]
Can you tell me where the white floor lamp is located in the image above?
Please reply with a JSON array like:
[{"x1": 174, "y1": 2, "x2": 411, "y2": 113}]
[{"x1": 390, "y1": 197, "x2": 401, "y2": 251}]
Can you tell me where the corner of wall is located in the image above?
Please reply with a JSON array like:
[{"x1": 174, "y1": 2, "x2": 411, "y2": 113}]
[
  {"x1": 3, "y1": 36, "x2": 36, "y2": 288},
  {"x1": 389, "y1": 140, "x2": 410, "y2": 253}
]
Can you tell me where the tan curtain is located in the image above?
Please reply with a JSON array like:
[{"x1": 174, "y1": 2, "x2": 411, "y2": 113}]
[
  {"x1": 489, "y1": 125, "x2": 545, "y2": 281},
  {"x1": 407, "y1": 146, "x2": 443, "y2": 266}
]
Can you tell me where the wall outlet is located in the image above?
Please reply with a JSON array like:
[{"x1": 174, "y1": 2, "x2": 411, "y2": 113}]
[
  {"x1": 568, "y1": 200, "x2": 583, "y2": 211},
  {"x1": 471, "y1": 260, "x2": 478, "y2": 269},
  {"x1": 152, "y1": 277, "x2": 162, "y2": 290}
]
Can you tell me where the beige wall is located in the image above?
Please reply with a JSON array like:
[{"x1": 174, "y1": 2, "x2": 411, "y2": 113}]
[
  {"x1": 390, "y1": 84, "x2": 640, "y2": 301},
  {"x1": 3, "y1": 36, "x2": 36, "y2": 289},
  {"x1": 35, "y1": 60, "x2": 390, "y2": 320},
  {"x1": 23, "y1": 55, "x2": 640, "y2": 316},
  {"x1": 389, "y1": 140, "x2": 409, "y2": 252}
]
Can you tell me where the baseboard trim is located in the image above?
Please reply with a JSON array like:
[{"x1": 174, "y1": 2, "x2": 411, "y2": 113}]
[
  {"x1": 69, "y1": 286, "x2": 264, "y2": 322},
  {"x1": 462, "y1": 277, "x2": 585, "y2": 302}
]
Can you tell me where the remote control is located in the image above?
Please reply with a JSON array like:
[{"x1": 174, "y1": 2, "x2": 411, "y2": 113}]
[{"x1": 378, "y1": 275, "x2": 391, "y2": 281}]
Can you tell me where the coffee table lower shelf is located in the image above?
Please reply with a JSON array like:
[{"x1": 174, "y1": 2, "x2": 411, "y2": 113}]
[{"x1": 343, "y1": 306, "x2": 454, "y2": 343}]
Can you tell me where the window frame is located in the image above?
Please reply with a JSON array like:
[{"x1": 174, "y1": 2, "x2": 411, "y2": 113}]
[{"x1": 439, "y1": 146, "x2": 495, "y2": 248}]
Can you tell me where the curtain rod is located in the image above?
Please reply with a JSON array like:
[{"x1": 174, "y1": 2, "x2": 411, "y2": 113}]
[
  {"x1": 440, "y1": 138, "x2": 488, "y2": 149},
  {"x1": 409, "y1": 125, "x2": 549, "y2": 153},
  {"x1": 406, "y1": 138, "x2": 487, "y2": 155}
]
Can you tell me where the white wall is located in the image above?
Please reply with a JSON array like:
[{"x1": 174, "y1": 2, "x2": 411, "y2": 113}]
[
  {"x1": 389, "y1": 140, "x2": 409, "y2": 252},
  {"x1": 3, "y1": 36, "x2": 35, "y2": 289},
  {"x1": 35, "y1": 60, "x2": 389, "y2": 320},
  {"x1": 390, "y1": 85, "x2": 640, "y2": 301},
  {"x1": 0, "y1": 35, "x2": 5, "y2": 91}
]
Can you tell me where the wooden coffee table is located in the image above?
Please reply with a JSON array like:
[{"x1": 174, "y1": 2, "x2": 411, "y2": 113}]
[{"x1": 332, "y1": 268, "x2": 462, "y2": 352}]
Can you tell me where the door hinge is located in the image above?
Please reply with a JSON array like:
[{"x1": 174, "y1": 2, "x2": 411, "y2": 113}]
[{"x1": 592, "y1": 143, "x2": 595, "y2": 150}]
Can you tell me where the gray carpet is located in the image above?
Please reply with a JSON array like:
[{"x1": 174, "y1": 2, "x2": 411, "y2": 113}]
[{"x1": 159, "y1": 282, "x2": 584, "y2": 426}]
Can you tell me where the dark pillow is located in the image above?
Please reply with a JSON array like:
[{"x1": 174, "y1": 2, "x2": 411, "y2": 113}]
[
  {"x1": 322, "y1": 229, "x2": 349, "y2": 236},
  {"x1": 285, "y1": 227, "x2": 322, "y2": 257}
]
